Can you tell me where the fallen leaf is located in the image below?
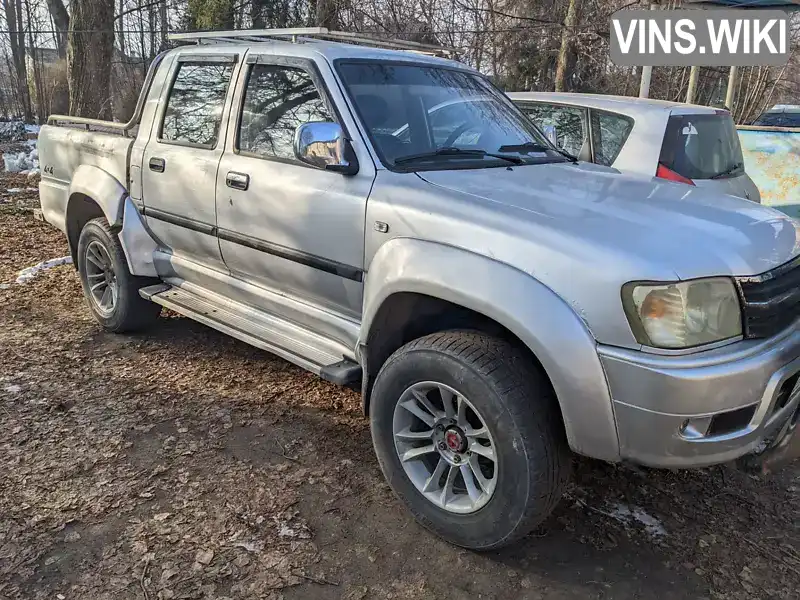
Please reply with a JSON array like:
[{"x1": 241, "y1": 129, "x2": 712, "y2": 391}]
[
  {"x1": 64, "y1": 530, "x2": 81, "y2": 542},
  {"x1": 195, "y1": 548, "x2": 214, "y2": 565}
]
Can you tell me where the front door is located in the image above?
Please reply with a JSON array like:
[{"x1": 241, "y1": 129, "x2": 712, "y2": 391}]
[
  {"x1": 141, "y1": 52, "x2": 239, "y2": 276},
  {"x1": 216, "y1": 55, "x2": 373, "y2": 325}
]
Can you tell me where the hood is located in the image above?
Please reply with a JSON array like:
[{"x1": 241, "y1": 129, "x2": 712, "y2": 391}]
[{"x1": 417, "y1": 162, "x2": 799, "y2": 279}]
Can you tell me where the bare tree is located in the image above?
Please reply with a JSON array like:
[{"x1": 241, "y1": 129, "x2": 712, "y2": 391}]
[
  {"x1": 3, "y1": 0, "x2": 32, "y2": 121},
  {"x1": 68, "y1": 0, "x2": 115, "y2": 118},
  {"x1": 554, "y1": 0, "x2": 579, "y2": 92},
  {"x1": 46, "y1": 0, "x2": 70, "y2": 58}
]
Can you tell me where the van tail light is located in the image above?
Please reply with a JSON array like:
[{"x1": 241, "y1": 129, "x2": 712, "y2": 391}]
[{"x1": 656, "y1": 163, "x2": 695, "y2": 186}]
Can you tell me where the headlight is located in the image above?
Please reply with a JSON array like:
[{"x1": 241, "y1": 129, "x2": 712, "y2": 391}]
[{"x1": 622, "y1": 278, "x2": 742, "y2": 349}]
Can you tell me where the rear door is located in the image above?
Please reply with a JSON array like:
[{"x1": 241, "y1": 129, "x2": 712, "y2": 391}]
[
  {"x1": 141, "y1": 52, "x2": 239, "y2": 274},
  {"x1": 658, "y1": 111, "x2": 761, "y2": 202}
]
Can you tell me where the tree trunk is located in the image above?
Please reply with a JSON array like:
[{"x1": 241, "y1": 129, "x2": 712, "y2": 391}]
[
  {"x1": 554, "y1": 0, "x2": 579, "y2": 92},
  {"x1": 251, "y1": 0, "x2": 266, "y2": 28},
  {"x1": 3, "y1": 0, "x2": 32, "y2": 121},
  {"x1": 46, "y1": 0, "x2": 70, "y2": 58},
  {"x1": 117, "y1": 0, "x2": 125, "y2": 54},
  {"x1": 25, "y1": 0, "x2": 46, "y2": 122},
  {"x1": 68, "y1": 0, "x2": 115, "y2": 119},
  {"x1": 159, "y1": 0, "x2": 168, "y2": 50},
  {"x1": 315, "y1": 0, "x2": 337, "y2": 29}
]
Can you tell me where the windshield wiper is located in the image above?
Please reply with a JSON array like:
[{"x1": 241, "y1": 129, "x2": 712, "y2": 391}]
[
  {"x1": 710, "y1": 162, "x2": 744, "y2": 179},
  {"x1": 395, "y1": 147, "x2": 523, "y2": 166},
  {"x1": 499, "y1": 142, "x2": 578, "y2": 162}
]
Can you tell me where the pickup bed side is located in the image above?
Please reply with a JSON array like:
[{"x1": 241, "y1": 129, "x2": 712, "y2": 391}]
[{"x1": 38, "y1": 52, "x2": 168, "y2": 275}]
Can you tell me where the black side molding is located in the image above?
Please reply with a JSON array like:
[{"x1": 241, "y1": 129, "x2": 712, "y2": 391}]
[
  {"x1": 142, "y1": 206, "x2": 216, "y2": 236},
  {"x1": 217, "y1": 228, "x2": 364, "y2": 282}
]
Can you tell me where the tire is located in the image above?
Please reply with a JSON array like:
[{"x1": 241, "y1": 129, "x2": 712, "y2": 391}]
[
  {"x1": 76, "y1": 217, "x2": 161, "y2": 332},
  {"x1": 370, "y1": 330, "x2": 571, "y2": 550}
]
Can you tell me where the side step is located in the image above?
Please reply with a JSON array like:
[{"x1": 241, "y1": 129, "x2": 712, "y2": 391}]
[
  {"x1": 319, "y1": 359, "x2": 362, "y2": 386},
  {"x1": 139, "y1": 283, "x2": 361, "y2": 382}
]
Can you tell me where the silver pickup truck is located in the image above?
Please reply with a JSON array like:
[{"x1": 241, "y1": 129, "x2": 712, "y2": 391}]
[{"x1": 38, "y1": 28, "x2": 800, "y2": 550}]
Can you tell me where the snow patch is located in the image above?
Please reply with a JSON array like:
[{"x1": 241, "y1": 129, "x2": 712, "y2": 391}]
[
  {"x1": 4, "y1": 384, "x2": 22, "y2": 393},
  {"x1": 0, "y1": 121, "x2": 26, "y2": 142},
  {"x1": 4, "y1": 146, "x2": 38, "y2": 173},
  {"x1": 24, "y1": 123, "x2": 41, "y2": 134},
  {"x1": 6, "y1": 187, "x2": 37, "y2": 194},
  {"x1": 608, "y1": 503, "x2": 667, "y2": 538},
  {"x1": 15, "y1": 256, "x2": 72, "y2": 284}
]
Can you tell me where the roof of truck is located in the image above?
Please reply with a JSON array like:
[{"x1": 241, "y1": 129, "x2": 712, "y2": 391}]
[
  {"x1": 507, "y1": 92, "x2": 721, "y2": 116},
  {"x1": 169, "y1": 37, "x2": 472, "y2": 71}
]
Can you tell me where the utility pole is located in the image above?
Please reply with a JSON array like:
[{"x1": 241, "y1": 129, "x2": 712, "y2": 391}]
[
  {"x1": 724, "y1": 66, "x2": 738, "y2": 111},
  {"x1": 686, "y1": 66, "x2": 700, "y2": 104},
  {"x1": 638, "y1": 2, "x2": 659, "y2": 98}
]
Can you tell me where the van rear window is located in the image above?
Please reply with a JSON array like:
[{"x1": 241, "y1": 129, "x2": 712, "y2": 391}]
[{"x1": 658, "y1": 114, "x2": 744, "y2": 180}]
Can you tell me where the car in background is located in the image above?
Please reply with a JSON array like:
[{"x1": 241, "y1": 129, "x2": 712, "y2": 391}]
[
  {"x1": 751, "y1": 105, "x2": 800, "y2": 128},
  {"x1": 509, "y1": 92, "x2": 761, "y2": 203}
]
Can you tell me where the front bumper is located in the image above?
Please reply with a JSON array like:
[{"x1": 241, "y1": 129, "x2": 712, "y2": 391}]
[{"x1": 598, "y1": 323, "x2": 800, "y2": 468}]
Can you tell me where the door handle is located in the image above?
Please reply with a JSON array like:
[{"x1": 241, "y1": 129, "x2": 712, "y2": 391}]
[
  {"x1": 148, "y1": 157, "x2": 165, "y2": 173},
  {"x1": 226, "y1": 171, "x2": 249, "y2": 191}
]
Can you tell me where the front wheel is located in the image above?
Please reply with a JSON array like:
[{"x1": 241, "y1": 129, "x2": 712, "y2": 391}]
[
  {"x1": 77, "y1": 217, "x2": 161, "y2": 332},
  {"x1": 370, "y1": 331, "x2": 571, "y2": 550}
]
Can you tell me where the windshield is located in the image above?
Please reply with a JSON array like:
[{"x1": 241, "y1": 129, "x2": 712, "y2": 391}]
[
  {"x1": 336, "y1": 61, "x2": 565, "y2": 170},
  {"x1": 659, "y1": 113, "x2": 745, "y2": 180}
]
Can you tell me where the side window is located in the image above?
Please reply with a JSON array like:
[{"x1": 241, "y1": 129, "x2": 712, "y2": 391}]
[
  {"x1": 522, "y1": 103, "x2": 587, "y2": 157},
  {"x1": 590, "y1": 110, "x2": 634, "y2": 166},
  {"x1": 238, "y1": 64, "x2": 333, "y2": 160},
  {"x1": 161, "y1": 62, "x2": 234, "y2": 147}
]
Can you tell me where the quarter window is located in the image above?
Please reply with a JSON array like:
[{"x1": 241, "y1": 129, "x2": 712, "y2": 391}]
[
  {"x1": 590, "y1": 110, "x2": 634, "y2": 167},
  {"x1": 238, "y1": 64, "x2": 333, "y2": 160},
  {"x1": 161, "y1": 62, "x2": 234, "y2": 147}
]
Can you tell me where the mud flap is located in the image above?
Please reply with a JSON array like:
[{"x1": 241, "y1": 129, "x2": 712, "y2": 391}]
[{"x1": 736, "y1": 406, "x2": 800, "y2": 476}]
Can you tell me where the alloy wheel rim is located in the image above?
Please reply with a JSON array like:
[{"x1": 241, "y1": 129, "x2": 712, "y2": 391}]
[
  {"x1": 392, "y1": 381, "x2": 498, "y2": 514},
  {"x1": 84, "y1": 241, "x2": 118, "y2": 317}
]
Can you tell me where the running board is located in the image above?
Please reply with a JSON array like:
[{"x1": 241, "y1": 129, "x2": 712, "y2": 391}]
[{"x1": 139, "y1": 283, "x2": 360, "y2": 381}]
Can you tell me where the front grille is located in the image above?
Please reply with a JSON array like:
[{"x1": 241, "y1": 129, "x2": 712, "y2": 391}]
[{"x1": 738, "y1": 256, "x2": 800, "y2": 339}]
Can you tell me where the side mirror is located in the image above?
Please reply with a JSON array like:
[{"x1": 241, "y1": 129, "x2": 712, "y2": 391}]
[{"x1": 294, "y1": 121, "x2": 359, "y2": 175}]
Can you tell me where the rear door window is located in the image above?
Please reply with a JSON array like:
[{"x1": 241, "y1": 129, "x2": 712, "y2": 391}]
[
  {"x1": 590, "y1": 110, "x2": 634, "y2": 166},
  {"x1": 161, "y1": 62, "x2": 234, "y2": 148},
  {"x1": 659, "y1": 113, "x2": 745, "y2": 180},
  {"x1": 519, "y1": 103, "x2": 588, "y2": 157}
]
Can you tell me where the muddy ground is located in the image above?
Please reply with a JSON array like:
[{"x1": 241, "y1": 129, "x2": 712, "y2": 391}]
[{"x1": 0, "y1": 172, "x2": 798, "y2": 600}]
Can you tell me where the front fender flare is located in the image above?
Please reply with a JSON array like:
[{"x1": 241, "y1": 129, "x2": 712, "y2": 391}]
[{"x1": 361, "y1": 238, "x2": 620, "y2": 462}]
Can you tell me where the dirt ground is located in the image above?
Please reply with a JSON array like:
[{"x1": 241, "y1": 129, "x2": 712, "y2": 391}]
[{"x1": 1, "y1": 171, "x2": 798, "y2": 600}]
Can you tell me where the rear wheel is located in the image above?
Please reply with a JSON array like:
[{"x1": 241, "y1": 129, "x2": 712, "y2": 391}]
[
  {"x1": 77, "y1": 217, "x2": 161, "y2": 332},
  {"x1": 370, "y1": 331, "x2": 571, "y2": 550}
]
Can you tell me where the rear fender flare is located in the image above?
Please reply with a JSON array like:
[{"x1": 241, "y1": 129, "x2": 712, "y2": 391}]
[
  {"x1": 67, "y1": 165, "x2": 128, "y2": 228},
  {"x1": 67, "y1": 165, "x2": 158, "y2": 277}
]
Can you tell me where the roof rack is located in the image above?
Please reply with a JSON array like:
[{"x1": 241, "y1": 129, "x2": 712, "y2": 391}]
[{"x1": 167, "y1": 28, "x2": 459, "y2": 58}]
